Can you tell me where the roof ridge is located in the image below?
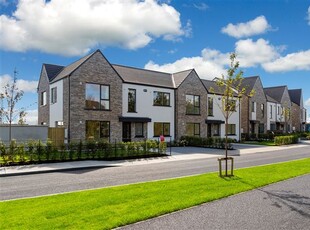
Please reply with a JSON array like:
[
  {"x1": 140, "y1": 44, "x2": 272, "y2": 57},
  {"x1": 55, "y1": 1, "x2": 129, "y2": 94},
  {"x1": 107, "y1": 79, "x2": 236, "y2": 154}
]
[
  {"x1": 112, "y1": 63, "x2": 172, "y2": 75},
  {"x1": 173, "y1": 69, "x2": 193, "y2": 75}
]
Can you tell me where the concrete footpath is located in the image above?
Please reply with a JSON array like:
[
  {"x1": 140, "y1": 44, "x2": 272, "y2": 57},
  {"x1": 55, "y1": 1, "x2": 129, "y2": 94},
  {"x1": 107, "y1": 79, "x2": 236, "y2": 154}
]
[
  {"x1": 1, "y1": 141, "x2": 309, "y2": 176},
  {"x1": 120, "y1": 174, "x2": 310, "y2": 230}
]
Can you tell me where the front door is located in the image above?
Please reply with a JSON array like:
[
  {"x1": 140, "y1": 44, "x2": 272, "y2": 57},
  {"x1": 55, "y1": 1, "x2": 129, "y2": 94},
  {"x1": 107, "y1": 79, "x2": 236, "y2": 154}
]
[
  {"x1": 122, "y1": 122, "x2": 131, "y2": 142},
  {"x1": 207, "y1": 124, "x2": 212, "y2": 137}
]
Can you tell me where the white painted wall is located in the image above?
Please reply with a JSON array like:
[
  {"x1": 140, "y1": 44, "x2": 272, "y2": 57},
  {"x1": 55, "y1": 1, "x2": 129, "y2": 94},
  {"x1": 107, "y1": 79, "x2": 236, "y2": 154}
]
[
  {"x1": 122, "y1": 84, "x2": 175, "y2": 140},
  {"x1": 207, "y1": 95, "x2": 240, "y2": 141},
  {"x1": 266, "y1": 102, "x2": 276, "y2": 130},
  {"x1": 49, "y1": 80, "x2": 63, "y2": 127}
]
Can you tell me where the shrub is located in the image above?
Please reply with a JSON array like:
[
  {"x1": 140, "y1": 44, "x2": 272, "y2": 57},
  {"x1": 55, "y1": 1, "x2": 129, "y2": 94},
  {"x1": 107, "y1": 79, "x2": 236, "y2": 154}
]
[{"x1": 274, "y1": 135, "x2": 299, "y2": 146}]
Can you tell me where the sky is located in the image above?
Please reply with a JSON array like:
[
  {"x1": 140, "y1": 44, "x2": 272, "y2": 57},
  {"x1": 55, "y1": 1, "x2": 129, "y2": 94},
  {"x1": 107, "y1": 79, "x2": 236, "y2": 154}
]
[{"x1": 1, "y1": 0, "x2": 310, "y2": 124}]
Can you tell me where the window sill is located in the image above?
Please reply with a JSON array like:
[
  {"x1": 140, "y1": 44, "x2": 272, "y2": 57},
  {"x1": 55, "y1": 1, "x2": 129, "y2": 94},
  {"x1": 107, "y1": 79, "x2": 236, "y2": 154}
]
[
  {"x1": 153, "y1": 105, "x2": 171, "y2": 107},
  {"x1": 186, "y1": 113, "x2": 201, "y2": 116},
  {"x1": 208, "y1": 115, "x2": 214, "y2": 117},
  {"x1": 84, "y1": 108, "x2": 111, "y2": 111},
  {"x1": 128, "y1": 111, "x2": 137, "y2": 113},
  {"x1": 227, "y1": 134, "x2": 236, "y2": 136}
]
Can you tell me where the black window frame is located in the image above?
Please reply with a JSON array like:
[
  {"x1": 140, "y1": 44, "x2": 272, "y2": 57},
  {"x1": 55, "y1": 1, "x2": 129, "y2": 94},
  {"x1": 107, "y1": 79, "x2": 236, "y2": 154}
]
[
  {"x1": 135, "y1": 122, "x2": 144, "y2": 137},
  {"x1": 261, "y1": 103, "x2": 264, "y2": 118},
  {"x1": 128, "y1": 88, "x2": 136, "y2": 113},
  {"x1": 153, "y1": 122, "x2": 170, "y2": 137},
  {"x1": 227, "y1": 124, "x2": 236, "y2": 135},
  {"x1": 85, "y1": 120, "x2": 110, "y2": 140},
  {"x1": 251, "y1": 101, "x2": 255, "y2": 112},
  {"x1": 40, "y1": 91, "x2": 46, "y2": 106},
  {"x1": 208, "y1": 97, "x2": 213, "y2": 116},
  {"x1": 186, "y1": 94, "x2": 200, "y2": 115},
  {"x1": 153, "y1": 91, "x2": 170, "y2": 106},
  {"x1": 51, "y1": 87, "x2": 57, "y2": 104},
  {"x1": 186, "y1": 123, "x2": 200, "y2": 137},
  {"x1": 85, "y1": 83, "x2": 110, "y2": 110}
]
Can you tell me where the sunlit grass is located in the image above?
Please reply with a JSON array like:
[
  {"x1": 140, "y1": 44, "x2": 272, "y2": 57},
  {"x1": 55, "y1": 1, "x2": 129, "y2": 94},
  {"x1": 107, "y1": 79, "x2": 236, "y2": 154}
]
[{"x1": 1, "y1": 158, "x2": 309, "y2": 230}]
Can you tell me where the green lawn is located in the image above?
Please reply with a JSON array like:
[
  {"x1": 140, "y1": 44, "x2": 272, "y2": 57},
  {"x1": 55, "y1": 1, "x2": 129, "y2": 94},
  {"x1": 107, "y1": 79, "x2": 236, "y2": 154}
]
[
  {"x1": 1, "y1": 158, "x2": 310, "y2": 230},
  {"x1": 242, "y1": 141, "x2": 276, "y2": 146}
]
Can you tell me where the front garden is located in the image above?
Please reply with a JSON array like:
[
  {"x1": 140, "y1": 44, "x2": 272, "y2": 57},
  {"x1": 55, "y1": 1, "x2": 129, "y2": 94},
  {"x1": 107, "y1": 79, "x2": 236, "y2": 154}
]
[{"x1": 0, "y1": 139, "x2": 167, "y2": 166}]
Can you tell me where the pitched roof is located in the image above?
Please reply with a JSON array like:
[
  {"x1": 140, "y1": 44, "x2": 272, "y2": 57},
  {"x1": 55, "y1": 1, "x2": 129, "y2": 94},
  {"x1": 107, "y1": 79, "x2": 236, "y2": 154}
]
[
  {"x1": 112, "y1": 64, "x2": 174, "y2": 88},
  {"x1": 266, "y1": 94, "x2": 278, "y2": 103},
  {"x1": 43, "y1": 64, "x2": 64, "y2": 81},
  {"x1": 51, "y1": 50, "x2": 97, "y2": 83},
  {"x1": 202, "y1": 79, "x2": 223, "y2": 95},
  {"x1": 288, "y1": 89, "x2": 302, "y2": 106},
  {"x1": 172, "y1": 69, "x2": 193, "y2": 88},
  {"x1": 264, "y1": 86, "x2": 287, "y2": 103},
  {"x1": 240, "y1": 76, "x2": 259, "y2": 94}
]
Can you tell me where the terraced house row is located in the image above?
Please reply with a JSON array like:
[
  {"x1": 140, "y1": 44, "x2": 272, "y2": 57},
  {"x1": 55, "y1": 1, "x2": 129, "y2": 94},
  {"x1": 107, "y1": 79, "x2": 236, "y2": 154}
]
[{"x1": 38, "y1": 50, "x2": 307, "y2": 143}]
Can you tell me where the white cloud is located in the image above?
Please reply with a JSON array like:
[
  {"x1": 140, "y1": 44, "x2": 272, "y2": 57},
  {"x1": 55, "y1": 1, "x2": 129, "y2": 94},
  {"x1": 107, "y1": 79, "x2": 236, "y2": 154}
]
[
  {"x1": 0, "y1": 74, "x2": 38, "y2": 94},
  {"x1": 145, "y1": 48, "x2": 229, "y2": 79},
  {"x1": 262, "y1": 50, "x2": 310, "y2": 72},
  {"x1": 0, "y1": 0, "x2": 186, "y2": 56},
  {"x1": 305, "y1": 98, "x2": 310, "y2": 107},
  {"x1": 235, "y1": 38, "x2": 282, "y2": 67},
  {"x1": 193, "y1": 3, "x2": 208, "y2": 11},
  {"x1": 24, "y1": 109, "x2": 38, "y2": 125},
  {"x1": 221, "y1": 16, "x2": 271, "y2": 38}
]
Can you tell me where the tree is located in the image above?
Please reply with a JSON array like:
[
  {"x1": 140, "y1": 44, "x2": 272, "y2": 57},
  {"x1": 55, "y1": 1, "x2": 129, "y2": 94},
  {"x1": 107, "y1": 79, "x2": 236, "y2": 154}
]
[
  {"x1": 0, "y1": 69, "x2": 26, "y2": 142},
  {"x1": 211, "y1": 53, "x2": 254, "y2": 176}
]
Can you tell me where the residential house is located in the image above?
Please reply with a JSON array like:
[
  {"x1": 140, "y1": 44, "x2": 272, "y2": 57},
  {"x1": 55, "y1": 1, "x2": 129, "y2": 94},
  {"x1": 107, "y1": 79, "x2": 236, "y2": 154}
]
[
  {"x1": 240, "y1": 76, "x2": 267, "y2": 136},
  {"x1": 265, "y1": 94, "x2": 278, "y2": 131},
  {"x1": 202, "y1": 79, "x2": 240, "y2": 141},
  {"x1": 264, "y1": 86, "x2": 292, "y2": 133},
  {"x1": 288, "y1": 89, "x2": 307, "y2": 132}
]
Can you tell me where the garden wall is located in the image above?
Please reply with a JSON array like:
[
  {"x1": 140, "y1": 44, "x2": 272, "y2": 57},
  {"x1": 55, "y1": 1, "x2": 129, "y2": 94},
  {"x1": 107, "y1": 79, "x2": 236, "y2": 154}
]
[{"x1": 0, "y1": 125, "x2": 48, "y2": 144}]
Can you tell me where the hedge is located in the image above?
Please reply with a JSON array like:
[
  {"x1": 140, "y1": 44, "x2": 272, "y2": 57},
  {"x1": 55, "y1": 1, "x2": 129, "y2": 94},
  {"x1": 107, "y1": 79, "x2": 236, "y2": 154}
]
[{"x1": 274, "y1": 135, "x2": 299, "y2": 146}]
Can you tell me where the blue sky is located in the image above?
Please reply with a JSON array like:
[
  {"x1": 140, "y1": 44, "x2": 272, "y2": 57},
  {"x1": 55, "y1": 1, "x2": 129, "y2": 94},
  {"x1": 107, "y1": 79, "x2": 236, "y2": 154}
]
[{"x1": 1, "y1": 0, "x2": 310, "y2": 124}]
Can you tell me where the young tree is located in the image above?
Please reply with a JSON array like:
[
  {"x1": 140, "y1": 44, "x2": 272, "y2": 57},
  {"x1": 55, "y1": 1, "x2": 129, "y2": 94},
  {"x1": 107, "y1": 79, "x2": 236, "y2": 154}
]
[
  {"x1": 211, "y1": 53, "x2": 254, "y2": 176},
  {"x1": 0, "y1": 69, "x2": 26, "y2": 142}
]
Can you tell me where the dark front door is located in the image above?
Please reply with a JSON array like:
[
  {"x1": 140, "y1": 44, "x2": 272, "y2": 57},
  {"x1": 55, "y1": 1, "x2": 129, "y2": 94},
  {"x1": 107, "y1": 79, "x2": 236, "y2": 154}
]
[
  {"x1": 207, "y1": 124, "x2": 212, "y2": 137},
  {"x1": 122, "y1": 122, "x2": 131, "y2": 142}
]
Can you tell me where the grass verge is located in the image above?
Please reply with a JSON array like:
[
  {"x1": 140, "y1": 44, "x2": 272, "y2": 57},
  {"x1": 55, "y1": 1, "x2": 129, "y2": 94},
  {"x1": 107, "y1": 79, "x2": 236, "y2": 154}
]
[
  {"x1": 242, "y1": 141, "x2": 276, "y2": 146},
  {"x1": 1, "y1": 158, "x2": 310, "y2": 229}
]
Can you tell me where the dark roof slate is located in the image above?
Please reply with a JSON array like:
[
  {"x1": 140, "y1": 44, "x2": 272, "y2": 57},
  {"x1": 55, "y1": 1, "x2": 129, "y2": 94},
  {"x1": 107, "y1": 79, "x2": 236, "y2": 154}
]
[
  {"x1": 202, "y1": 79, "x2": 223, "y2": 95},
  {"x1": 264, "y1": 86, "x2": 286, "y2": 103},
  {"x1": 288, "y1": 89, "x2": 302, "y2": 106},
  {"x1": 266, "y1": 94, "x2": 278, "y2": 103},
  {"x1": 172, "y1": 69, "x2": 193, "y2": 88},
  {"x1": 240, "y1": 76, "x2": 259, "y2": 94},
  {"x1": 112, "y1": 64, "x2": 174, "y2": 88},
  {"x1": 43, "y1": 64, "x2": 64, "y2": 81}
]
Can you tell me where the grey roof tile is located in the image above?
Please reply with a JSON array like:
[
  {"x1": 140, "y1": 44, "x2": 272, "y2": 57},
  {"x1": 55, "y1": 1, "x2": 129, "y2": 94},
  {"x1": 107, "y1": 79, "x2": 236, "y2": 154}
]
[
  {"x1": 172, "y1": 69, "x2": 193, "y2": 88},
  {"x1": 43, "y1": 64, "x2": 64, "y2": 81},
  {"x1": 264, "y1": 86, "x2": 287, "y2": 103},
  {"x1": 288, "y1": 89, "x2": 302, "y2": 106}
]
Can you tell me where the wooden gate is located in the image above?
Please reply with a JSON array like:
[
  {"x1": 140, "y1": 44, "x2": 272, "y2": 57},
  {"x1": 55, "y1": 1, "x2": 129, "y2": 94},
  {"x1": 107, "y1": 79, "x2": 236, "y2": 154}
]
[{"x1": 48, "y1": 127, "x2": 65, "y2": 147}]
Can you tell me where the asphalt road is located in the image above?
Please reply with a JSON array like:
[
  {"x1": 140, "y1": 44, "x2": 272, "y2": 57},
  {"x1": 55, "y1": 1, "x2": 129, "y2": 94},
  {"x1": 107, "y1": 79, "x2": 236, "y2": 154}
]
[
  {"x1": 120, "y1": 174, "x2": 310, "y2": 230},
  {"x1": 1, "y1": 145, "x2": 310, "y2": 201}
]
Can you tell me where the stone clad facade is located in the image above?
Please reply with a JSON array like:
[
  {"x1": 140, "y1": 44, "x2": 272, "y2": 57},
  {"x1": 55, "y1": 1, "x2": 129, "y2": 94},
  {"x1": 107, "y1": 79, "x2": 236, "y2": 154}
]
[
  {"x1": 175, "y1": 70, "x2": 207, "y2": 139},
  {"x1": 38, "y1": 67, "x2": 50, "y2": 125}
]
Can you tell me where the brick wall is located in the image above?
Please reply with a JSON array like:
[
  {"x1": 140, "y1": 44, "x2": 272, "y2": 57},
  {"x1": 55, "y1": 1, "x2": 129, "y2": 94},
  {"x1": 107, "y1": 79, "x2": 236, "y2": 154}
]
[{"x1": 38, "y1": 67, "x2": 49, "y2": 125}]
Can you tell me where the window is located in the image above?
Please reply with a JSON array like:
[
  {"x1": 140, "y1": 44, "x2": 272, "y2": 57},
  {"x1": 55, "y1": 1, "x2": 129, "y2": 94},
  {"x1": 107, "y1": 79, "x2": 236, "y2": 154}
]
[
  {"x1": 85, "y1": 83, "x2": 110, "y2": 110},
  {"x1": 277, "y1": 106, "x2": 281, "y2": 115},
  {"x1": 227, "y1": 124, "x2": 236, "y2": 135},
  {"x1": 51, "y1": 87, "x2": 57, "y2": 104},
  {"x1": 186, "y1": 95, "x2": 200, "y2": 115},
  {"x1": 270, "y1": 124, "x2": 276, "y2": 131},
  {"x1": 41, "y1": 91, "x2": 46, "y2": 106},
  {"x1": 213, "y1": 124, "x2": 220, "y2": 136},
  {"x1": 128, "y1": 89, "x2": 136, "y2": 112},
  {"x1": 186, "y1": 123, "x2": 200, "y2": 136},
  {"x1": 153, "y1": 91, "x2": 170, "y2": 106},
  {"x1": 135, "y1": 122, "x2": 144, "y2": 137},
  {"x1": 261, "y1": 104, "x2": 264, "y2": 118},
  {"x1": 154, "y1": 122, "x2": 170, "y2": 136},
  {"x1": 259, "y1": 124, "x2": 264, "y2": 133},
  {"x1": 225, "y1": 99, "x2": 236, "y2": 112},
  {"x1": 251, "y1": 102, "x2": 255, "y2": 112},
  {"x1": 86, "y1": 121, "x2": 110, "y2": 140},
  {"x1": 208, "y1": 97, "x2": 213, "y2": 116},
  {"x1": 269, "y1": 105, "x2": 273, "y2": 118}
]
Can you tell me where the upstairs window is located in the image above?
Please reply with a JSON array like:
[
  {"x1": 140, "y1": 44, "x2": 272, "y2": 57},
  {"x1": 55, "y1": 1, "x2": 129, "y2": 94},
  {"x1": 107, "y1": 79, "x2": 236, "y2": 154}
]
[
  {"x1": 128, "y1": 89, "x2": 136, "y2": 112},
  {"x1": 261, "y1": 104, "x2": 264, "y2": 118},
  {"x1": 251, "y1": 101, "x2": 255, "y2": 112},
  {"x1": 41, "y1": 91, "x2": 46, "y2": 106},
  {"x1": 85, "y1": 83, "x2": 110, "y2": 110},
  {"x1": 51, "y1": 87, "x2": 57, "y2": 104},
  {"x1": 186, "y1": 95, "x2": 200, "y2": 115},
  {"x1": 269, "y1": 105, "x2": 273, "y2": 119},
  {"x1": 208, "y1": 97, "x2": 213, "y2": 116},
  {"x1": 153, "y1": 91, "x2": 170, "y2": 106}
]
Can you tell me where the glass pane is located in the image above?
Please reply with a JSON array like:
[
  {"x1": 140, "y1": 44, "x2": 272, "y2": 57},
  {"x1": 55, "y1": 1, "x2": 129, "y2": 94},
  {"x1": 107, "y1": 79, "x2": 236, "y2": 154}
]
[
  {"x1": 163, "y1": 93, "x2": 170, "y2": 106},
  {"x1": 194, "y1": 96, "x2": 200, "y2": 106},
  {"x1": 194, "y1": 123, "x2": 200, "y2": 136},
  {"x1": 128, "y1": 89, "x2": 136, "y2": 112},
  {"x1": 86, "y1": 121, "x2": 100, "y2": 139},
  {"x1": 186, "y1": 95, "x2": 194, "y2": 114},
  {"x1": 186, "y1": 123, "x2": 194, "y2": 136},
  {"x1": 100, "y1": 121, "x2": 110, "y2": 137},
  {"x1": 100, "y1": 100, "x2": 110, "y2": 110},
  {"x1": 135, "y1": 123, "x2": 143, "y2": 136},
  {"x1": 194, "y1": 106, "x2": 200, "y2": 114},
  {"x1": 86, "y1": 84, "x2": 100, "y2": 109},
  {"x1": 154, "y1": 123, "x2": 163, "y2": 136},
  {"x1": 101, "y1": 85, "x2": 109, "y2": 100},
  {"x1": 163, "y1": 123, "x2": 170, "y2": 136}
]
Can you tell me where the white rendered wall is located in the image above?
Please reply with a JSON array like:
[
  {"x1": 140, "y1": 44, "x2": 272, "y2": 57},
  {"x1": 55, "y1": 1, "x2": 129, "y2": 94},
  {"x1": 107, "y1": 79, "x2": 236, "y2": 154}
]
[
  {"x1": 49, "y1": 80, "x2": 63, "y2": 127},
  {"x1": 122, "y1": 84, "x2": 175, "y2": 140},
  {"x1": 266, "y1": 102, "x2": 276, "y2": 130},
  {"x1": 208, "y1": 95, "x2": 240, "y2": 141}
]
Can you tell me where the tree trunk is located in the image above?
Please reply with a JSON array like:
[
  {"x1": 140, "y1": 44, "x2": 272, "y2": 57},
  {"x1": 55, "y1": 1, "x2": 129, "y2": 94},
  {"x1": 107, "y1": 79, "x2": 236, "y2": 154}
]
[{"x1": 225, "y1": 117, "x2": 228, "y2": 176}]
